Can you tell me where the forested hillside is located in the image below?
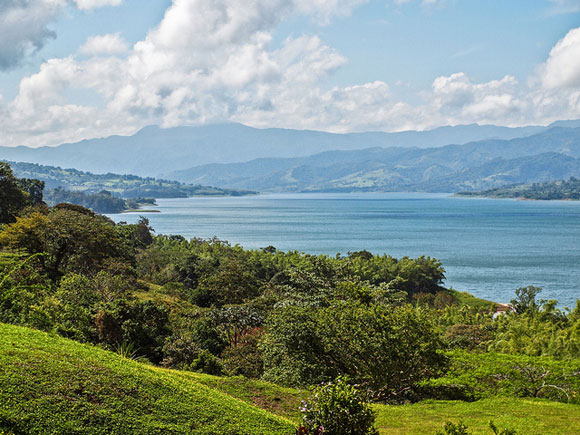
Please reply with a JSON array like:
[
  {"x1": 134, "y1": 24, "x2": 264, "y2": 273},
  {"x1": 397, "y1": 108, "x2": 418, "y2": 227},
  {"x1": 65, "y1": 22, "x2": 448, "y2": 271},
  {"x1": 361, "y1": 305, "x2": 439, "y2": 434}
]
[
  {"x1": 44, "y1": 188, "x2": 154, "y2": 214},
  {"x1": 168, "y1": 127, "x2": 580, "y2": 192},
  {"x1": 2, "y1": 161, "x2": 580, "y2": 434},
  {"x1": 6, "y1": 161, "x2": 255, "y2": 198},
  {"x1": 456, "y1": 177, "x2": 580, "y2": 200}
]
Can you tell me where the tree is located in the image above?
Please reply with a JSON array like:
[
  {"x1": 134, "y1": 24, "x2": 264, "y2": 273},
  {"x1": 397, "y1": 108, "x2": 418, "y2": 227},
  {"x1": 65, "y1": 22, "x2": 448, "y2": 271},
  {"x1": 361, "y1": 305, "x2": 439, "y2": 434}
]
[
  {"x1": 510, "y1": 286, "x2": 542, "y2": 315},
  {"x1": 261, "y1": 303, "x2": 447, "y2": 399},
  {"x1": 0, "y1": 207, "x2": 127, "y2": 279},
  {"x1": 0, "y1": 162, "x2": 34, "y2": 224}
]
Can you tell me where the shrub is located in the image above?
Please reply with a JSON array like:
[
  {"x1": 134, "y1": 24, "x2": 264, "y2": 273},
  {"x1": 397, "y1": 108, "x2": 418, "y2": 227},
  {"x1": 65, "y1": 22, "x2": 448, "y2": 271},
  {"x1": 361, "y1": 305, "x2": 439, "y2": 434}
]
[
  {"x1": 423, "y1": 350, "x2": 580, "y2": 404},
  {"x1": 298, "y1": 377, "x2": 377, "y2": 435},
  {"x1": 435, "y1": 421, "x2": 471, "y2": 435},
  {"x1": 190, "y1": 349, "x2": 223, "y2": 375},
  {"x1": 435, "y1": 420, "x2": 517, "y2": 435}
]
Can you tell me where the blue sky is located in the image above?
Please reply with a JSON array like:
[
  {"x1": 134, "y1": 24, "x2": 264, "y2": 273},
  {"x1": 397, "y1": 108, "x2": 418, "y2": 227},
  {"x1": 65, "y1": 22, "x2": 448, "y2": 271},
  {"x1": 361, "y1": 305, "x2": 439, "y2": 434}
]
[{"x1": 0, "y1": 0, "x2": 579, "y2": 147}]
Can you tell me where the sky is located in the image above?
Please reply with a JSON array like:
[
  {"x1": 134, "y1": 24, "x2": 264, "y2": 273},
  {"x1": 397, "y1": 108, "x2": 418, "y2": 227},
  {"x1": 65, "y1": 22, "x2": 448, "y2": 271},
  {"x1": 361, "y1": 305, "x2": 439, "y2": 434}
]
[{"x1": 0, "y1": 0, "x2": 580, "y2": 148}]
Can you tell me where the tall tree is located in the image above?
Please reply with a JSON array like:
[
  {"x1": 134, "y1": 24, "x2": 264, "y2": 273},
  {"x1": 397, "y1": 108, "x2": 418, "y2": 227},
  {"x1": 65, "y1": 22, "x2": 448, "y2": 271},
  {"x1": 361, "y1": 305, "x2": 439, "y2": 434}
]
[{"x1": 0, "y1": 162, "x2": 33, "y2": 224}]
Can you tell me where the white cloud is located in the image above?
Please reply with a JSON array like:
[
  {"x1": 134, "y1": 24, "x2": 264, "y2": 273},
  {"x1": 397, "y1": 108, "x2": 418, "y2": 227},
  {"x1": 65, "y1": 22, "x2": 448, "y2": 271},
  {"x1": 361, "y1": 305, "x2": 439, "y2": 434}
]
[
  {"x1": 2, "y1": 0, "x2": 580, "y2": 148},
  {"x1": 432, "y1": 73, "x2": 521, "y2": 114},
  {"x1": 80, "y1": 33, "x2": 129, "y2": 56},
  {"x1": 0, "y1": 0, "x2": 124, "y2": 70},
  {"x1": 0, "y1": 0, "x2": 63, "y2": 70},
  {"x1": 539, "y1": 27, "x2": 580, "y2": 89},
  {"x1": 72, "y1": 0, "x2": 122, "y2": 10},
  {"x1": 295, "y1": 0, "x2": 369, "y2": 22},
  {"x1": 392, "y1": 0, "x2": 446, "y2": 6},
  {"x1": 548, "y1": 0, "x2": 580, "y2": 14}
]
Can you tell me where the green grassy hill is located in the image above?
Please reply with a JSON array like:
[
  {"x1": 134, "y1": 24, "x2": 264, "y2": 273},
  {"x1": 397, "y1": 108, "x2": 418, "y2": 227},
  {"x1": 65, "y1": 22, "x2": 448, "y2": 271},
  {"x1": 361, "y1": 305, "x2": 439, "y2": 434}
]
[
  {"x1": 0, "y1": 323, "x2": 294, "y2": 435},
  {"x1": 2, "y1": 322, "x2": 580, "y2": 434},
  {"x1": 375, "y1": 398, "x2": 580, "y2": 434}
]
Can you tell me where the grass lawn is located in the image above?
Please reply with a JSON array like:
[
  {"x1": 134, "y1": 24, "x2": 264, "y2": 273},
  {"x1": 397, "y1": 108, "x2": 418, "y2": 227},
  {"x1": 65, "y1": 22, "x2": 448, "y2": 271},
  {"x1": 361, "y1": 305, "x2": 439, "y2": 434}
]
[
  {"x1": 176, "y1": 371, "x2": 305, "y2": 422},
  {"x1": 375, "y1": 398, "x2": 580, "y2": 434},
  {"x1": 3, "y1": 321, "x2": 580, "y2": 434},
  {"x1": 0, "y1": 323, "x2": 295, "y2": 435},
  {"x1": 447, "y1": 288, "x2": 497, "y2": 309}
]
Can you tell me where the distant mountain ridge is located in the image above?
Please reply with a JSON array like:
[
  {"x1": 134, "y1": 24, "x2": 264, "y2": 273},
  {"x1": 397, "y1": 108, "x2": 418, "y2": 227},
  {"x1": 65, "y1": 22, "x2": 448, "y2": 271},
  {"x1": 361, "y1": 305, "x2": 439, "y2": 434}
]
[
  {"x1": 2, "y1": 121, "x2": 580, "y2": 177},
  {"x1": 167, "y1": 127, "x2": 580, "y2": 192}
]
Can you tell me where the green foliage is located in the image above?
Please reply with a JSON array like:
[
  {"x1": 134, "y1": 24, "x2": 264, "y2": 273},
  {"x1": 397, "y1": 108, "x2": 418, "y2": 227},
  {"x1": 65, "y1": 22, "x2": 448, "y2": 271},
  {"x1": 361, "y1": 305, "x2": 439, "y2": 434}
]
[
  {"x1": 5, "y1": 197, "x2": 580, "y2": 435},
  {"x1": 510, "y1": 285, "x2": 543, "y2": 315},
  {"x1": 423, "y1": 350, "x2": 580, "y2": 404},
  {"x1": 0, "y1": 208, "x2": 127, "y2": 279},
  {"x1": 45, "y1": 187, "x2": 128, "y2": 213},
  {"x1": 299, "y1": 377, "x2": 377, "y2": 435},
  {"x1": 435, "y1": 420, "x2": 518, "y2": 435},
  {"x1": 374, "y1": 397, "x2": 580, "y2": 434},
  {"x1": 490, "y1": 292, "x2": 580, "y2": 359},
  {"x1": 0, "y1": 323, "x2": 295, "y2": 435},
  {"x1": 221, "y1": 328, "x2": 264, "y2": 378},
  {"x1": 190, "y1": 349, "x2": 223, "y2": 375},
  {"x1": 489, "y1": 421, "x2": 518, "y2": 435},
  {"x1": 261, "y1": 303, "x2": 447, "y2": 400},
  {"x1": 435, "y1": 421, "x2": 471, "y2": 435},
  {"x1": 0, "y1": 162, "x2": 44, "y2": 224},
  {"x1": 443, "y1": 323, "x2": 493, "y2": 350}
]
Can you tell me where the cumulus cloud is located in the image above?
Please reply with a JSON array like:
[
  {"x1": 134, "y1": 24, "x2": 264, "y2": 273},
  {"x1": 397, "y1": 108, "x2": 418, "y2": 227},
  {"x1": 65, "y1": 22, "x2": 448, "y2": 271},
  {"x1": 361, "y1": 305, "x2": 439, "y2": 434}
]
[
  {"x1": 0, "y1": 0, "x2": 123, "y2": 70},
  {"x1": 2, "y1": 0, "x2": 580, "y2": 148},
  {"x1": 0, "y1": 0, "x2": 359, "y2": 145},
  {"x1": 0, "y1": 0, "x2": 62, "y2": 70},
  {"x1": 431, "y1": 73, "x2": 523, "y2": 119},
  {"x1": 539, "y1": 27, "x2": 580, "y2": 89},
  {"x1": 79, "y1": 33, "x2": 129, "y2": 56}
]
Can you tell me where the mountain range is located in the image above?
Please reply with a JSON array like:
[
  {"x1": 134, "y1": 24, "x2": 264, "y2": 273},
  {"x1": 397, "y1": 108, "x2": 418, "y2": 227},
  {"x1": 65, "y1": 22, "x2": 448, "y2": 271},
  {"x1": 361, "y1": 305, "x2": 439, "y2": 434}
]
[
  {"x1": 167, "y1": 127, "x2": 580, "y2": 192},
  {"x1": 2, "y1": 121, "x2": 580, "y2": 193},
  {"x1": 2, "y1": 121, "x2": 580, "y2": 178}
]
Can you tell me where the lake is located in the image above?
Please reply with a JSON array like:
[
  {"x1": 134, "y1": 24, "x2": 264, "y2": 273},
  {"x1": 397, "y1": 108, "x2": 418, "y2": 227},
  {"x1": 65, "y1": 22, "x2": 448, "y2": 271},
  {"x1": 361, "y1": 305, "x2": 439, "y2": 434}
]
[{"x1": 107, "y1": 193, "x2": 580, "y2": 306}]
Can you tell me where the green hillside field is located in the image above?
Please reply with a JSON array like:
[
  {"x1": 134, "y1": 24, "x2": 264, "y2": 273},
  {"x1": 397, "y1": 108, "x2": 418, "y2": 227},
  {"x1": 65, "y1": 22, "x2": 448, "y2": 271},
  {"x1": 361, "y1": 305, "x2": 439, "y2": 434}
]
[
  {"x1": 0, "y1": 323, "x2": 294, "y2": 435},
  {"x1": 2, "y1": 322, "x2": 580, "y2": 434}
]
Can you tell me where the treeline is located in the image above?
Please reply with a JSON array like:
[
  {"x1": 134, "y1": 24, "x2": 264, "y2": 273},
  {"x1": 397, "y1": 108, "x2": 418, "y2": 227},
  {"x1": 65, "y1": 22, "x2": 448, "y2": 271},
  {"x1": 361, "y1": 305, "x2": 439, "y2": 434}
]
[
  {"x1": 45, "y1": 188, "x2": 129, "y2": 213},
  {"x1": 6, "y1": 161, "x2": 256, "y2": 198},
  {"x1": 44, "y1": 187, "x2": 156, "y2": 213},
  {"x1": 457, "y1": 177, "x2": 580, "y2": 200},
  {"x1": 1, "y1": 161, "x2": 580, "y2": 409}
]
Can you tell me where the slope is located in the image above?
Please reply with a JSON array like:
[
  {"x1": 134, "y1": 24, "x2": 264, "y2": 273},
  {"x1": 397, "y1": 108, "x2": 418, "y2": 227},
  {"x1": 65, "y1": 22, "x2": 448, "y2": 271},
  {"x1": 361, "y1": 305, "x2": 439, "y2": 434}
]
[
  {"x1": 0, "y1": 121, "x2": 574, "y2": 177},
  {"x1": 168, "y1": 127, "x2": 580, "y2": 192},
  {"x1": 6, "y1": 161, "x2": 254, "y2": 198},
  {"x1": 0, "y1": 323, "x2": 295, "y2": 435}
]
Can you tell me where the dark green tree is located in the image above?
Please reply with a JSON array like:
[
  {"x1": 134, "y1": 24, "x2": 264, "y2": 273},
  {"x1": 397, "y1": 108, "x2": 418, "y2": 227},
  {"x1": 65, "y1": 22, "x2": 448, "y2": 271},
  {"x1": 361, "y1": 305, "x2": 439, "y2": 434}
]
[{"x1": 0, "y1": 162, "x2": 40, "y2": 224}]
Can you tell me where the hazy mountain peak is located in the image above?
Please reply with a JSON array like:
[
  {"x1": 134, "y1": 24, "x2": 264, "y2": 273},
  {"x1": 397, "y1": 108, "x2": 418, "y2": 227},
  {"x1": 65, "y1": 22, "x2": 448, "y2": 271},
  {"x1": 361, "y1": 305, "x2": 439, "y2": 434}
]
[{"x1": 0, "y1": 121, "x2": 578, "y2": 178}]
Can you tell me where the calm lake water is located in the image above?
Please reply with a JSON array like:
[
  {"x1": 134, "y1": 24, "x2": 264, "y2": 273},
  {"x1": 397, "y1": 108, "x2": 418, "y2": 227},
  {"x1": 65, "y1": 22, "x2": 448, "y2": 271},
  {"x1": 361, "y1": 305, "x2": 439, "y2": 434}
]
[{"x1": 107, "y1": 193, "x2": 580, "y2": 306}]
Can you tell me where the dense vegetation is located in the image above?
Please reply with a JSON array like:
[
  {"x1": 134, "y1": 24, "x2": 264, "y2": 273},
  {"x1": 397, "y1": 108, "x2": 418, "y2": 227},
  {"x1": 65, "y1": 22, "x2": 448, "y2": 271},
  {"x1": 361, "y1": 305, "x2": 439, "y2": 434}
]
[
  {"x1": 0, "y1": 323, "x2": 295, "y2": 435},
  {"x1": 456, "y1": 177, "x2": 580, "y2": 200},
  {"x1": 6, "y1": 161, "x2": 255, "y2": 198},
  {"x1": 4, "y1": 324, "x2": 580, "y2": 435},
  {"x1": 2, "y1": 161, "x2": 580, "y2": 433},
  {"x1": 44, "y1": 187, "x2": 139, "y2": 213},
  {"x1": 44, "y1": 187, "x2": 158, "y2": 213}
]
